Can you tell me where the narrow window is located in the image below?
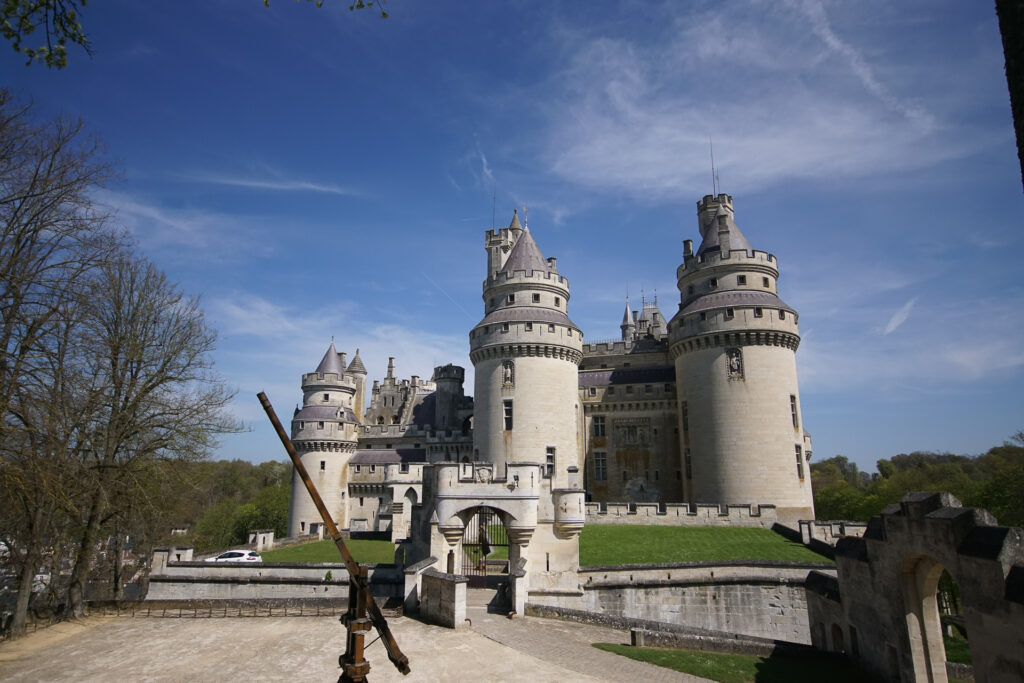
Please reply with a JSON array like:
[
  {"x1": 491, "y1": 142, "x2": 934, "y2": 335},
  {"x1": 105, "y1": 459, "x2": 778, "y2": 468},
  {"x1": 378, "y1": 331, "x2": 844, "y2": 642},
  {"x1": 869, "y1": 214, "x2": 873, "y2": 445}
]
[
  {"x1": 681, "y1": 402, "x2": 689, "y2": 434},
  {"x1": 507, "y1": 293, "x2": 515, "y2": 303},
  {"x1": 700, "y1": 312, "x2": 707, "y2": 321},
  {"x1": 754, "y1": 307, "x2": 763, "y2": 318},
  {"x1": 317, "y1": 421, "x2": 324, "y2": 429},
  {"x1": 503, "y1": 400, "x2": 513, "y2": 430},
  {"x1": 592, "y1": 415, "x2": 606, "y2": 437},
  {"x1": 664, "y1": 383, "x2": 672, "y2": 391},
  {"x1": 607, "y1": 386, "x2": 615, "y2": 395},
  {"x1": 737, "y1": 275, "x2": 747, "y2": 285},
  {"x1": 370, "y1": 465, "x2": 376, "y2": 473},
  {"x1": 301, "y1": 521, "x2": 306, "y2": 532},
  {"x1": 725, "y1": 308, "x2": 734, "y2": 319},
  {"x1": 532, "y1": 293, "x2": 540, "y2": 303},
  {"x1": 685, "y1": 448, "x2": 692, "y2": 479},
  {"x1": 626, "y1": 385, "x2": 634, "y2": 394},
  {"x1": 790, "y1": 394, "x2": 799, "y2": 429},
  {"x1": 687, "y1": 285, "x2": 694, "y2": 296},
  {"x1": 588, "y1": 387, "x2": 596, "y2": 396},
  {"x1": 676, "y1": 470, "x2": 681, "y2": 481},
  {"x1": 622, "y1": 470, "x2": 627, "y2": 481},
  {"x1": 359, "y1": 497, "x2": 364, "y2": 506},
  {"x1": 544, "y1": 446, "x2": 555, "y2": 478},
  {"x1": 554, "y1": 297, "x2": 561, "y2": 307},
  {"x1": 320, "y1": 460, "x2": 326, "y2": 471},
  {"x1": 655, "y1": 470, "x2": 659, "y2": 481},
  {"x1": 796, "y1": 445, "x2": 804, "y2": 480},
  {"x1": 762, "y1": 277, "x2": 770, "y2": 287},
  {"x1": 708, "y1": 278, "x2": 718, "y2": 289},
  {"x1": 548, "y1": 323, "x2": 555, "y2": 332},
  {"x1": 594, "y1": 451, "x2": 607, "y2": 481},
  {"x1": 525, "y1": 322, "x2": 533, "y2": 331},
  {"x1": 355, "y1": 465, "x2": 361, "y2": 472},
  {"x1": 502, "y1": 322, "x2": 509, "y2": 332},
  {"x1": 779, "y1": 310, "x2": 786, "y2": 320},
  {"x1": 323, "y1": 393, "x2": 329, "y2": 402}
]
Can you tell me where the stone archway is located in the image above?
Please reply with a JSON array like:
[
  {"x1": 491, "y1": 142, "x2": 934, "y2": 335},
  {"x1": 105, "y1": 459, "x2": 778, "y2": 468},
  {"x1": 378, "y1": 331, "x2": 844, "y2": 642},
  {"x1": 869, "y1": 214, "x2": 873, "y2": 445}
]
[
  {"x1": 901, "y1": 554, "x2": 949, "y2": 683},
  {"x1": 459, "y1": 506, "x2": 510, "y2": 588}
]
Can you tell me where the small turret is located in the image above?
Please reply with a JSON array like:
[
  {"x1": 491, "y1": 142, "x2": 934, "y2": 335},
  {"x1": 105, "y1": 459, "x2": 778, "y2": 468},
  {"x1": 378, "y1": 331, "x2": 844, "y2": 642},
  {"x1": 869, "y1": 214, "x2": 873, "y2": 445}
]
[{"x1": 620, "y1": 299, "x2": 635, "y2": 341}]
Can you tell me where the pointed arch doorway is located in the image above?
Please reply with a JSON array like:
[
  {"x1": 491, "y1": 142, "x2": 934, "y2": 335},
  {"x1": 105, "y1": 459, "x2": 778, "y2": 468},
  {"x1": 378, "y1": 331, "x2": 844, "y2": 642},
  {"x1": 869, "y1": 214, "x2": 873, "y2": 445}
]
[{"x1": 460, "y1": 506, "x2": 510, "y2": 588}]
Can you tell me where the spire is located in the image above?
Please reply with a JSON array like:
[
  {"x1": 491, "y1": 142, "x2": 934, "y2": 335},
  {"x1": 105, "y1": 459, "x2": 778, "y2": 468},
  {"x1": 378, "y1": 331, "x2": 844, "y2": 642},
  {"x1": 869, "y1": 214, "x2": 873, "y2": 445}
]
[
  {"x1": 508, "y1": 208, "x2": 522, "y2": 232},
  {"x1": 621, "y1": 299, "x2": 633, "y2": 326},
  {"x1": 347, "y1": 347, "x2": 367, "y2": 374},
  {"x1": 314, "y1": 342, "x2": 345, "y2": 376},
  {"x1": 500, "y1": 227, "x2": 550, "y2": 275},
  {"x1": 696, "y1": 197, "x2": 753, "y2": 257}
]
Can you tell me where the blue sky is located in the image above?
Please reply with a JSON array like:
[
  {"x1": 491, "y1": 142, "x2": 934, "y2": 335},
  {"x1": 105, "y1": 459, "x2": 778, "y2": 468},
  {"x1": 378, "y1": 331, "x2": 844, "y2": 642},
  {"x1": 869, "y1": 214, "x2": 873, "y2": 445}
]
[{"x1": 3, "y1": 0, "x2": 1021, "y2": 473}]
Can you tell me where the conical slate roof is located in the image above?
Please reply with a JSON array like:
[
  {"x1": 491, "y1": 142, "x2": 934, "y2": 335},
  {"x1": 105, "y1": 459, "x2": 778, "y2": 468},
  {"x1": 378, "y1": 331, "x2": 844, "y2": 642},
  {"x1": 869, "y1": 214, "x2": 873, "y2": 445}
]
[
  {"x1": 696, "y1": 205, "x2": 753, "y2": 257},
  {"x1": 347, "y1": 348, "x2": 367, "y2": 374},
  {"x1": 314, "y1": 342, "x2": 345, "y2": 375},
  {"x1": 509, "y1": 209, "x2": 522, "y2": 231},
  {"x1": 621, "y1": 301, "x2": 633, "y2": 326},
  {"x1": 501, "y1": 228, "x2": 550, "y2": 275}
]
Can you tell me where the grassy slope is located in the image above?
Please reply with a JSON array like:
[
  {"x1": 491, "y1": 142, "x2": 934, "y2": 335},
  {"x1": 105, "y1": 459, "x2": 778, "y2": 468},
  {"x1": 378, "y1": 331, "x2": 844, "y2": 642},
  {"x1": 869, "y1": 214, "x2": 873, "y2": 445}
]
[
  {"x1": 579, "y1": 525, "x2": 832, "y2": 566},
  {"x1": 260, "y1": 538, "x2": 395, "y2": 564},
  {"x1": 593, "y1": 644, "x2": 882, "y2": 683}
]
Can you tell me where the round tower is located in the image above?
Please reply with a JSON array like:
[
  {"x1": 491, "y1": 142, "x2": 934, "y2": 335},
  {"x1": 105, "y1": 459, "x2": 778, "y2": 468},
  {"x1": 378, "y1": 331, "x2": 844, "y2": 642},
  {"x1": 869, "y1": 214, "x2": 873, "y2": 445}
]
[
  {"x1": 287, "y1": 342, "x2": 361, "y2": 537},
  {"x1": 668, "y1": 194, "x2": 814, "y2": 523},
  {"x1": 470, "y1": 214, "x2": 584, "y2": 489}
]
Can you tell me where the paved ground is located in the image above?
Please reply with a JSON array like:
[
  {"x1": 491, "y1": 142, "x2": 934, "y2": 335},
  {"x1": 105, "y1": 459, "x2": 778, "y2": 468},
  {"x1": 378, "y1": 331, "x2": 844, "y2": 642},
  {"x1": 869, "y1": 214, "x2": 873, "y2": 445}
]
[{"x1": 0, "y1": 593, "x2": 710, "y2": 682}]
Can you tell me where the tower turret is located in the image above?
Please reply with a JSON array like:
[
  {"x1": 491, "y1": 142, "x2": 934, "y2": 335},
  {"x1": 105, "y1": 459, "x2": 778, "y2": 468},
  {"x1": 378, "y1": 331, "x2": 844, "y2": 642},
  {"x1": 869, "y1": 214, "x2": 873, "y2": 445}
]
[
  {"x1": 469, "y1": 216, "x2": 584, "y2": 489},
  {"x1": 347, "y1": 348, "x2": 367, "y2": 422},
  {"x1": 287, "y1": 342, "x2": 360, "y2": 536},
  {"x1": 620, "y1": 299, "x2": 635, "y2": 341},
  {"x1": 668, "y1": 195, "x2": 814, "y2": 523}
]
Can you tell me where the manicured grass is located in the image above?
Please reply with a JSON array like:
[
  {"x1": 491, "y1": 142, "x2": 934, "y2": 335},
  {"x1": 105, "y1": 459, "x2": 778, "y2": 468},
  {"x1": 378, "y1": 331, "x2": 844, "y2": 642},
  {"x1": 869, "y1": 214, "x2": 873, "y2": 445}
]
[
  {"x1": 260, "y1": 538, "x2": 395, "y2": 564},
  {"x1": 593, "y1": 644, "x2": 882, "y2": 683},
  {"x1": 944, "y1": 634, "x2": 971, "y2": 664},
  {"x1": 579, "y1": 525, "x2": 831, "y2": 566}
]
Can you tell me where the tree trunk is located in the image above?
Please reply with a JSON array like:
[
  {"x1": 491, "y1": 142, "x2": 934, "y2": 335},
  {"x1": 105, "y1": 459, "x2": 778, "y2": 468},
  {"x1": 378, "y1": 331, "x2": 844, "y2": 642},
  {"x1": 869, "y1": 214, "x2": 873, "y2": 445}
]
[
  {"x1": 9, "y1": 545, "x2": 41, "y2": 637},
  {"x1": 64, "y1": 490, "x2": 104, "y2": 619}
]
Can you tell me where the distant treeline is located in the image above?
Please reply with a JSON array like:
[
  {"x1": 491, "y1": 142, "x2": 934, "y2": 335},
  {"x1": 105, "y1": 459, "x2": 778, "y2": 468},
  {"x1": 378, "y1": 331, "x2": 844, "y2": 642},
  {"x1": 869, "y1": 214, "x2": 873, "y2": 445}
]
[{"x1": 810, "y1": 432, "x2": 1024, "y2": 526}]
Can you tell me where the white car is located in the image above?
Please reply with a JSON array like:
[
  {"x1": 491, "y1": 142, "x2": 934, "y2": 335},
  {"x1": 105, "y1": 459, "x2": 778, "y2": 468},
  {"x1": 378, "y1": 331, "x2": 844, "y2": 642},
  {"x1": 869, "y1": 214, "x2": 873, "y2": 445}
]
[{"x1": 205, "y1": 550, "x2": 262, "y2": 563}]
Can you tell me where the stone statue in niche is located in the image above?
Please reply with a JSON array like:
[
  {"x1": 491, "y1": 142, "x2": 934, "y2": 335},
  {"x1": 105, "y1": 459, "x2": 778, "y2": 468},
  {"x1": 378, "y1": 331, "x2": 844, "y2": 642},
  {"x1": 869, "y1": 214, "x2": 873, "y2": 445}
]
[
  {"x1": 727, "y1": 347, "x2": 744, "y2": 380},
  {"x1": 502, "y1": 360, "x2": 515, "y2": 386}
]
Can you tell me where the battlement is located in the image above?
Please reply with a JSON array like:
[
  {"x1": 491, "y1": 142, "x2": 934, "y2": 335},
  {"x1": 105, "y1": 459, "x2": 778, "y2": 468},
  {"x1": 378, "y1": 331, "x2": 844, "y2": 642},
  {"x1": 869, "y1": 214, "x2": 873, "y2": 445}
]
[
  {"x1": 432, "y1": 364, "x2": 465, "y2": 382},
  {"x1": 301, "y1": 372, "x2": 358, "y2": 390},
  {"x1": 682, "y1": 248, "x2": 777, "y2": 272},
  {"x1": 698, "y1": 193, "x2": 733, "y2": 213},
  {"x1": 485, "y1": 268, "x2": 569, "y2": 290},
  {"x1": 585, "y1": 502, "x2": 777, "y2": 528}
]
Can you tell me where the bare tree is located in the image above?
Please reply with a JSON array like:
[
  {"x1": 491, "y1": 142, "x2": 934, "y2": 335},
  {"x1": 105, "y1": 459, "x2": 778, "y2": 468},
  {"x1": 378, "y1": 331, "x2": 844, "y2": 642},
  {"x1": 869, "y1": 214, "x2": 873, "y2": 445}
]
[{"x1": 62, "y1": 253, "x2": 240, "y2": 617}]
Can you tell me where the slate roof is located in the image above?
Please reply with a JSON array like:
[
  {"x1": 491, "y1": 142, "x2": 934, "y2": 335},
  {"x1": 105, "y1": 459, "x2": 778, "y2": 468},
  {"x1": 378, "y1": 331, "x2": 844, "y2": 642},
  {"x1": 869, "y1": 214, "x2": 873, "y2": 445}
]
[
  {"x1": 475, "y1": 306, "x2": 579, "y2": 329},
  {"x1": 696, "y1": 207, "x2": 754, "y2": 257},
  {"x1": 508, "y1": 209, "x2": 522, "y2": 231},
  {"x1": 678, "y1": 290, "x2": 795, "y2": 316},
  {"x1": 293, "y1": 405, "x2": 358, "y2": 423},
  {"x1": 501, "y1": 228, "x2": 550, "y2": 275},
  {"x1": 314, "y1": 342, "x2": 345, "y2": 376},
  {"x1": 346, "y1": 348, "x2": 366, "y2": 374},
  {"x1": 350, "y1": 448, "x2": 426, "y2": 464},
  {"x1": 579, "y1": 366, "x2": 676, "y2": 387}
]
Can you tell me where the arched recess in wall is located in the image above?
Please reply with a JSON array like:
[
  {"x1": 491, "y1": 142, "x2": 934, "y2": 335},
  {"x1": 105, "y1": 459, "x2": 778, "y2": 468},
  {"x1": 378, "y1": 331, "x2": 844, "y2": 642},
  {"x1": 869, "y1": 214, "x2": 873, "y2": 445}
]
[{"x1": 900, "y1": 553, "x2": 958, "y2": 683}]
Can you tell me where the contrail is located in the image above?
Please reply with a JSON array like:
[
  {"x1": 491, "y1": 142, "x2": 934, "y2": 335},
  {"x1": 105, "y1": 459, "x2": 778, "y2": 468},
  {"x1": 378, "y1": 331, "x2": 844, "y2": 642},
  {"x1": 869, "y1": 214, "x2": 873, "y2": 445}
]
[{"x1": 421, "y1": 271, "x2": 475, "y2": 321}]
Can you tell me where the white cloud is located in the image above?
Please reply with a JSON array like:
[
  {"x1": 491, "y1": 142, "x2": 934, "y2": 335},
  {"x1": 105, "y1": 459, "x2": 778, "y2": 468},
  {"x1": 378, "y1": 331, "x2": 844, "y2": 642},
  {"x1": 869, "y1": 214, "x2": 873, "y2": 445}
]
[
  {"x1": 527, "y1": 3, "x2": 993, "y2": 201},
  {"x1": 881, "y1": 297, "x2": 918, "y2": 335}
]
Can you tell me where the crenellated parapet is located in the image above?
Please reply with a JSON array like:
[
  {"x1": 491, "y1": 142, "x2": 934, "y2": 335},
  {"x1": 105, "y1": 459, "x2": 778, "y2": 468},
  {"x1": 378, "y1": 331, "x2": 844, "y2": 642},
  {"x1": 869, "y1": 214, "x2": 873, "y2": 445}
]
[
  {"x1": 484, "y1": 268, "x2": 570, "y2": 291},
  {"x1": 470, "y1": 342, "x2": 583, "y2": 365}
]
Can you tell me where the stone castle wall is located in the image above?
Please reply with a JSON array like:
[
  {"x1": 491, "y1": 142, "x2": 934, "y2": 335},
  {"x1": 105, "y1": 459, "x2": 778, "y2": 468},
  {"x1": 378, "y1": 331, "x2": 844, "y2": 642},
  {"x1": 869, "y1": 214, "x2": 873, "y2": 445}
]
[{"x1": 585, "y1": 502, "x2": 778, "y2": 527}]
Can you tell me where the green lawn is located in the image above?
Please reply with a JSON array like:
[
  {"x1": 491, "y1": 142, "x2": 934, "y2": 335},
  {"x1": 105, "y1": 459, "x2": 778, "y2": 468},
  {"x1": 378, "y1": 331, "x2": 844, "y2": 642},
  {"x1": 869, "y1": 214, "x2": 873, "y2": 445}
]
[
  {"x1": 260, "y1": 538, "x2": 395, "y2": 564},
  {"x1": 579, "y1": 526, "x2": 831, "y2": 566},
  {"x1": 593, "y1": 644, "x2": 882, "y2": 683},
  {"x1": 944, "y1": 634, "x2": 971, "y2": 664}
]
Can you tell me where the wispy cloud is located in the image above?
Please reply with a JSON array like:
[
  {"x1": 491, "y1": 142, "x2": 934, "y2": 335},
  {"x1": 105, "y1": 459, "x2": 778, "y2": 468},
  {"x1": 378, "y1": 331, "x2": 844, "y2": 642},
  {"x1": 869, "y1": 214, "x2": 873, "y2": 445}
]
[
  {"x1": 522, "y1": 2, "x2": 992, "y2": 201},
  {"x1": 194, "y1": 174, "x2": 356, "y2": 196},
  {"x1": 881, "y1": 297, "x2": 918, "y2": 335}
]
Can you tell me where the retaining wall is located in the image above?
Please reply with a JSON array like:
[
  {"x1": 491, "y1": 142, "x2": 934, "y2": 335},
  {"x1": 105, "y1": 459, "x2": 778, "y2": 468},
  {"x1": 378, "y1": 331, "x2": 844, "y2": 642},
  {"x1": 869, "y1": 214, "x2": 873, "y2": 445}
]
[
  {"x1": 584, "y1": 502, "x2": 777, "y2": 527},
  {"x1": 418, "y1": 568, "x2": 468, "y2": 628},
  {"x1": 528, "y1": 561, "x2": 834, "y2": 644}
]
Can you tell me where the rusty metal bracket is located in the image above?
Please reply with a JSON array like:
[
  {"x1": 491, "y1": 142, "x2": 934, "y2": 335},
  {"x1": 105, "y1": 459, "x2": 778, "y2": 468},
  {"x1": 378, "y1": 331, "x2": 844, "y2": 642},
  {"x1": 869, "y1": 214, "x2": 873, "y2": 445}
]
[{"x1": 258, "y1": 392, "x2": 411, "y2": 680}]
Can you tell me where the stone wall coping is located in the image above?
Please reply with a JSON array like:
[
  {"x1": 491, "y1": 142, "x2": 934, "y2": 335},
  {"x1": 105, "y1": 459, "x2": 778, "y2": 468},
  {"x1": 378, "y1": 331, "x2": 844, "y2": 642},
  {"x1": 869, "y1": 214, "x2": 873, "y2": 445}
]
[
  {"x1": 149, "y1": 575, "x2": 353, "y2": 587},
  {"x1": 404, "y1": 556, "x2": 438, "y2": 575},
  {"x1": 580, "y1": 559, "x2": 832, "y2": 572},
  {"x1": 421, "y1": 567, "x2": 469, "y2": 584}
]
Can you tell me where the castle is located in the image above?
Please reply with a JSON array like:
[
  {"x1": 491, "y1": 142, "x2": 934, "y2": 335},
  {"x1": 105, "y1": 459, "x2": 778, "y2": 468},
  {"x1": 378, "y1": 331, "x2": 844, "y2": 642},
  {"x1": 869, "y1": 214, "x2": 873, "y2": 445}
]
[{"x1": 287, "y1": 194, "x2": 815, "y2": 554}]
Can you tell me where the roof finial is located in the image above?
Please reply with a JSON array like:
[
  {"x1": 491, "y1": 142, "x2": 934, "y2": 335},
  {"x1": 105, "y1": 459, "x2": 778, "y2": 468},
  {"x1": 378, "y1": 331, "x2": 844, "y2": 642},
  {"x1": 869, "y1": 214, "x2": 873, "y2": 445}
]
[{"x1": 523, "y1": 205, "x2": 528, "y2": 230}]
